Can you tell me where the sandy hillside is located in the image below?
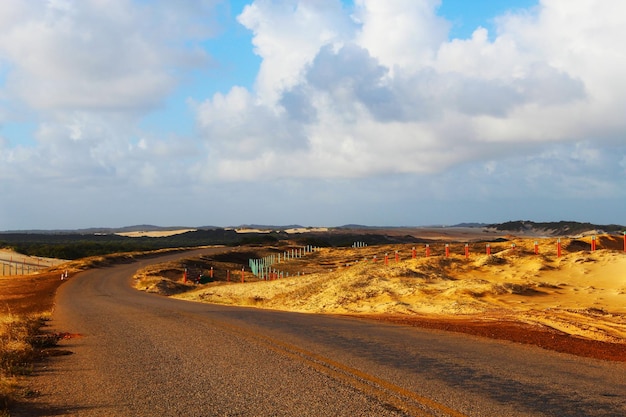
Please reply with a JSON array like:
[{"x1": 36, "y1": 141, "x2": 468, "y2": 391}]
[
  {"x1": 115, "y1": 228, "x2": 197, "y2": 237},
  {"x1": 174, "y1": 236, "x2": 626, "y2": 344}
]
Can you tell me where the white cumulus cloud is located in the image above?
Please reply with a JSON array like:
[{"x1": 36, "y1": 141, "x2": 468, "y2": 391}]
[{"x1": 195, "y1": 0, "x2": 626, "y2": 196}]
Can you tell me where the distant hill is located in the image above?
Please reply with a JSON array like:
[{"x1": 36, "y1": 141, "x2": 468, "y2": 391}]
[
  {"x1": 1, "y1": 225, "x2": 196, "y2": 235},
  {"x1": 232, "y1": 224, "x2": 304, "y2": 231},
  {"x1": 488, "y1": 220, "x2": 625, "y2": 236},
  {"x1": 452, "y1": 223, "x2": 488, "y2": 228}
]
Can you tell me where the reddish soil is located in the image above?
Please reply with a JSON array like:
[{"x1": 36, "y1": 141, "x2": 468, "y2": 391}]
[
  {"x1": 361, "y1": 314, "x2": 626, "y2": 362},
  {"x1": 0, "y1": 271, "x2": 70, "y2": 315},
  {"x1": 2, "y1": 271, "x2": 624, "y2": 362}
]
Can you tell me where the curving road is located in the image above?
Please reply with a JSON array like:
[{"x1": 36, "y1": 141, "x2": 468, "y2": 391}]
[{"x1": 14, "y1": 248, "x2": 626, "y2": 416}]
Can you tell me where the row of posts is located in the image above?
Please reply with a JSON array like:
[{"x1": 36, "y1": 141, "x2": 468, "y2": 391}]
[
  {"x1": 352, "y1": 235, "x2": 624, "y2": 264},
  {"x1": 1, "y1": 261, "x2": 52, "y2": 276},
  {"x1": 249, "y1": 245, "x2": 319, "y2": 279},
  {"x1": 183, "y1": 234, "x2": 625, "y2": 283}
]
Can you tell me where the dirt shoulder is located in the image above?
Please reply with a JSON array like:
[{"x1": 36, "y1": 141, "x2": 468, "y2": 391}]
[{"x1": 358, "y1": 314, "x2": 626, "y2": 362}]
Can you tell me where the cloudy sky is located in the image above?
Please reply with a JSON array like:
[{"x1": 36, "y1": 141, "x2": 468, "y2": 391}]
[{"x1": 1, "y1": 0, "x2": 625, "y2": 230}]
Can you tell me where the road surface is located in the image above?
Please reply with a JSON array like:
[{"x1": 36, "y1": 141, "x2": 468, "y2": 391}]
[{"x1": 14, "y1": 248, "x2": 626, "y2": 416}]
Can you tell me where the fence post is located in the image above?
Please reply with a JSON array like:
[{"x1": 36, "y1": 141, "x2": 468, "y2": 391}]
[
  {"x1": 534, "y1": 241, "x2": 539, "y2": 255},
  {"x1": 241, "y1": 268, "x2": 245, "y2": 283},
  {"x1": 445, "y1": 244, "x2": 450, "y2": 258},
  {"x1": 591, "y1": 236, "x2": 596, "y2": 252},
  {"x1": 465, "y1": 244, "x2": 469, "y2": 259},
  {"x1": 425, "y1": 244, "x2": 430, "y2": 257},
  {"x1": 412, "y1": 247, "x2": 416, "y2": 259},
  {"x1": 384, "y1": 253, "x2": 388, "y2": 265},
  {"x1": 557, "y1": 239, "x2": 562, "y2": 257},
  {"x1": 486, "y1": 243, "x2": 491, "y2": 256}
]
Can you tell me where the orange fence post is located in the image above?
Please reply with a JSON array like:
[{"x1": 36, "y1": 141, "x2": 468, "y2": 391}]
[
  {"x1": 445, "y1": 244, "x2": 450, "y2": 258},
  {"x1": 534, "y1": 241, "x2": 539, "y2": 255},
  {"x1": 591, "y1": 236, "x2": 596, "y2": 252},
  {"x1": 425, "y1": 244, "x2": 430, "y2": 257},
  {"x1": 557, "y1": 239, "x2": 562, "y2": 257},
  {"x1": 210, "y1": 267, "x2": 214, "y2": 278},
  {"x1": 486, "y1": 243, "x2": 491, "y2": 256},
  {"x1": 241, "y1": 268, "x2": 245, "y2": 283},
  {"x1": 412, "y1": 247, "x2": 416, "y2": 259},
  {"x1": 464, "y1": 244, "x2": 469, "y2": 259},
  {"x1": 384, "y1": 253, "x2": 389, "y2": 265}
]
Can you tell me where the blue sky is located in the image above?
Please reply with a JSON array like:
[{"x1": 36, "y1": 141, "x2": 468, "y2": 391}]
[{"x1": 1, "y1": 0, "x2": 625, "y2": 230}]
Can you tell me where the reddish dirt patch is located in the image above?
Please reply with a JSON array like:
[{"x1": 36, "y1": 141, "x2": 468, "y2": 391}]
[
  {"x1": 359, "y1": 314, "x2": 626, "y2": 362},
  {"x1": 0, "y1": 271, "x2": 68, "y2": 315}
]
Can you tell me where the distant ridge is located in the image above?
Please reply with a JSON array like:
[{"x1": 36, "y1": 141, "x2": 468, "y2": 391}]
[
  {"x1": 232, "y1": 224, "x2": 304, "y2": 230},
  {"x1": 1, "y1": 225, "x2": 196, "y2": 235},
  {"x1": 488, "y1": 220, "x2": 625, "y2": 236},
  {"x1": 2, "y1": 220, "x2": 624, "y2": 236}
]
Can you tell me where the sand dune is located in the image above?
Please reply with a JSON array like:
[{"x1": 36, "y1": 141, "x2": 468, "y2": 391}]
[
  {"x1": 115, "y1": 228, "x2": 197, "y2": 237},
  {"x1": 174, "y1": 236, "x2": 626, "y2": 344}
]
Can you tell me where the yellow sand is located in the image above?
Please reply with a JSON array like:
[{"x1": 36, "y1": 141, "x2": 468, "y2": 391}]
[{"x1": 176, "y1": 239, "x2": 626, "y2": 344}]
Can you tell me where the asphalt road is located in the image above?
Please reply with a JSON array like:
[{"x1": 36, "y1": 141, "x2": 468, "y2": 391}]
[{"x1": 14, "y1": 248, "x2": 626, "y2": 416}]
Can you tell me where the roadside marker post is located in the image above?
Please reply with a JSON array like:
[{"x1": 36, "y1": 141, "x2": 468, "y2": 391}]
[
  {"x1": 557, "y1": 239, "x2": 562, "y2": 258},
  {"x1": 241, "y1": 268, "x2": 245, "y2": 283},
  {"x1": 425, "y1": 244, "x2": 430, "y2": 257},
  {"x1": 210, "y1": 267, "x2": 214, "y2": 278},
  {"x1": 445, "y1": 244, "x2": 450, "y2": 258},
  {"x1": 591, "y1": 236, "x2": 596, "y2": 252},
  {"x1": 464, "y1": 244, "x2": 469, "y2": 259},
  {"x1": 412, "y1": 247, "x2": 416, "y2": 259},
  {"x1": 534, "y1": 241, "x2": 539, "y2": 255},
  {"x1": 384, "y1": 253, "x2": 389, "y2": 266},
  {"x1": 486, "y1": 243, "x2": 491, "y2": 256}
]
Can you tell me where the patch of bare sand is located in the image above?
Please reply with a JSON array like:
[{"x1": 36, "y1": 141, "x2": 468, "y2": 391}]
[
  {"x1": 175, "y1": 237, "x2": 626, "y2": 345},
  {"x1": 115, "y1": 229, "x2": 196, "y2": 237}
]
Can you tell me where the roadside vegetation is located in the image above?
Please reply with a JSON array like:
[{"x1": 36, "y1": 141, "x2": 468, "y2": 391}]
[{"x1": 0, "y1": 314, "x2": 58, "y2": 415}]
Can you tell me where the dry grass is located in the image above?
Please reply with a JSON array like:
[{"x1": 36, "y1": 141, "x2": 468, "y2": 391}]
[{"x1": 0, "y1": 314, "x2": 53, "y2": 412}]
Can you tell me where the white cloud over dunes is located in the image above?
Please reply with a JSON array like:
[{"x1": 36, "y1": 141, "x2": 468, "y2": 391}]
[
  {"x1": 0, "y1": 0, "x2": 213, "y2": 187},
  {"x1": 197, "y1": 0, "x2": 626, "y2": 184},
  {"x1": 1, "y1": 0, "x2": 625, "y2": 228}
]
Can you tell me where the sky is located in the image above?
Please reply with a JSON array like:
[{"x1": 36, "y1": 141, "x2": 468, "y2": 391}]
[{"x1": 1, "y1": 0, "x2": 625, "y2": 230}]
